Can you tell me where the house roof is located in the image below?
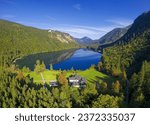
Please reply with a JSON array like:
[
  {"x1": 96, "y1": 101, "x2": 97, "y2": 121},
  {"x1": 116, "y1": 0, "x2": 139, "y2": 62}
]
[
  {"x1": 50, "y1": 80, "x2": 59, "y2": 86},
  {"x1": 69, "y1": 74, "x2": 81, "y2": 80},
  {"x1": 81, "y1": 77, "x2": 86, "y2": 83},
  {"x1": 50, "y1": 80, "x2": 57, "y2": 82},
  {"x1": 69, "y1": 74, "x2": 86, "y2": 83}
]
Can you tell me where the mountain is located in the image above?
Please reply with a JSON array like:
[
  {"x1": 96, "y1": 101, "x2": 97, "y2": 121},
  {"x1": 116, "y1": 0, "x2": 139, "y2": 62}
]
[
  {"x1": 75, "y1": 37, "x2": 93, "y2": 45},
  {"x1": 48, "y1": 29, "x2": 77, "y2": 44},
  {"x1": 102, "y1": 11, "x2": 150, "y2": 75},
  {"x1": 101, "y1": 11, "x2": 150, "y2": 108},
  {"x1": 0, "y1": 19, "x2": 79, "y2": 66},
  {"x1": 99, "y1": 11, "x2": 150, "y2": 50},
  {"x1": 96, "y1": 26, "x2": 130, "y2": 45}
]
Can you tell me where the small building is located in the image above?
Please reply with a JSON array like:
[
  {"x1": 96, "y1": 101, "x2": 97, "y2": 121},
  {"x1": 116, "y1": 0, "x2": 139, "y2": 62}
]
[
  {"x1": 48, "y1": 29, "x2": 52, "y2": 32},
  {"x1": 44, "y1": 75, "x2": 86, "y2": 88},
  {"x1": 50, "y1": 80, "x2": 59, "y2": 87},
  {"x1": 68, "y1": 74, "x2": 86, "y2": 88}
]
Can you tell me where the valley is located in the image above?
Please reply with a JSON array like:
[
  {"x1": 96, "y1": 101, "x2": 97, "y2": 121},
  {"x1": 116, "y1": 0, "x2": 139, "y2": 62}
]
[{"x1": 0, "y1": 9, "x2": 150, "y2": 108}]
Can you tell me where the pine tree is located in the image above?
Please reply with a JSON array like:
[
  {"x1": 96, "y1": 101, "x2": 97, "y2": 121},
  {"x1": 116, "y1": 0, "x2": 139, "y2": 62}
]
[
  {"x1": 112, "y1": 80, "x2": 121, "y2": 94},
  {"x1": 50, "y1": 64, "x2": 53, "y2": 70},
  {"x1": 98, "y1": 62, "x2": 103, "y2": 71}
]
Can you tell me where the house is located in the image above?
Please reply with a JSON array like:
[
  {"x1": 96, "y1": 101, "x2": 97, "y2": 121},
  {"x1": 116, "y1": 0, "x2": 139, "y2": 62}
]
[
  {"x1": 43, "y1": 80, "x2": 59, "y2": 89},
  {"x1": 44, "y1": 75, "x2": 86, "y2": 88},
  {"x1": 68, "y1": 74, "x2": 86, "y2": 88},
  {"x1": 50, "y1": 80, "x2": 59, "y2": 87}
]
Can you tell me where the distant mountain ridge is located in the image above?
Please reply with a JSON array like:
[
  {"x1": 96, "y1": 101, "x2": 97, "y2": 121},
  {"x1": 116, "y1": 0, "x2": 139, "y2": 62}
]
[
  {"x1": 99, "y1": 11, "x2": 150, "y2": 50},
  {"x1": 96, "y1": 26, "x2": 130, "y2": 45},
  {"x1": 75, "y1": 36, "x2": 93, "y2": 45},
  {"x1": 83, "y1": 26, "x2": 130, "y2": 51}
]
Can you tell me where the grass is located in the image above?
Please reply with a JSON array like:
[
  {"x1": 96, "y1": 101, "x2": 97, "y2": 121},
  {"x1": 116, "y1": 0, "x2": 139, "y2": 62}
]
[
  {"x1": 77, "y1": 68, "x2": 114, "y2": 84},
  {"x1": 25, "y1": 70, "x2": 59, "y2": 83},
  {"x1": 25, "y1": 68, "x2": 115, "y2": 84}
]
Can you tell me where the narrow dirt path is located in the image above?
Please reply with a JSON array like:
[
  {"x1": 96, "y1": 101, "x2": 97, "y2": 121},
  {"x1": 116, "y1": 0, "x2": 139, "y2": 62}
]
[{"x1": 40, "y1": 73, "x2": 45, "y2": 83}]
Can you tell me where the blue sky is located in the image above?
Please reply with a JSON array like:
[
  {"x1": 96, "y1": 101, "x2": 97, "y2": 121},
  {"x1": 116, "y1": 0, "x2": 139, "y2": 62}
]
[{"x1": 0, "y1": 0, "x2": 150, "y2": 39}]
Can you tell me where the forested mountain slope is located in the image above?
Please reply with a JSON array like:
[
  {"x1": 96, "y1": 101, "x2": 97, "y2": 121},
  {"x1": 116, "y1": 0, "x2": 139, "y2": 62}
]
[
  {"x1": 0, "y1": 19, "x2": 79, "y2": 67},
  {"x1": 101, "y1": 11, "x2": 150, "y2": 75},
  {"x1": 96, "y1": 26, "x2": 130, "y2": 45},
  {"x1": 99, "y1": 11, "x2": 150, "y2": 50},
  {"x1": 100, "y1": 11, "x2": 150, "y2": 107}
]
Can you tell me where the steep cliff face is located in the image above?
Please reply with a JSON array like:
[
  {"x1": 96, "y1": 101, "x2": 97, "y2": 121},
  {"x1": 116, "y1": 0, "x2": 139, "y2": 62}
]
[{"x1": 48, "y1": 30, "x2": 77, "y2": 44}]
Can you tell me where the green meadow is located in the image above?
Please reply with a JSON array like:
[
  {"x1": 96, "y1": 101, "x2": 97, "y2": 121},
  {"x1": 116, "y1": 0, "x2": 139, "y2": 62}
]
[{"x1": 25, "y1": 68, "x2": 115, "y2": 85}]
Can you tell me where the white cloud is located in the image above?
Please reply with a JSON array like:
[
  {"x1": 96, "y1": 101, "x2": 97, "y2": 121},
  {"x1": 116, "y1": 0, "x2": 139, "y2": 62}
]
[
  {"x1": 8, "y1": 18, "x2": 133, "y2": 39},
  {"x1": 49, "y1": 18, "x2": 133, "y2": 39},
  {"x1": 106, "y1": 19, "x2": 133, "y2": 27},
  {"x1": 49, "y1": 24, "x2": 116, "y2": 39},
  {"x1": 1, "y1": 14, "x2": 16, "y2": 19},
  {"x1": 73, "y1": 4, "x2": 81, "y2": 10}
]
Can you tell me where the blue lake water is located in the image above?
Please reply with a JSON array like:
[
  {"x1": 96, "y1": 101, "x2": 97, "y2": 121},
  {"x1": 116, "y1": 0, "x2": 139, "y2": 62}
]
[
  {"x1": 52, "y1": 49, "x2": 101, "y2": 70},
  {"x1": 16, "y1": 48, "x2": 101, "y2": 70}
]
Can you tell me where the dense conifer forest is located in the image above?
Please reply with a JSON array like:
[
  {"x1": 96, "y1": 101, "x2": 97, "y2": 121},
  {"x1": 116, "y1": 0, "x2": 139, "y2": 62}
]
[{"x1": 100, "y1": 11, "x2": 150, "y2": 107}]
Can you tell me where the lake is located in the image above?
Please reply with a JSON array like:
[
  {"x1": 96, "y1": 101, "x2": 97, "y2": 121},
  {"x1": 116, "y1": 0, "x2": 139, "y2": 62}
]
[{"x1": 16, "y1": 49, "x2": 101, "y2": 70}]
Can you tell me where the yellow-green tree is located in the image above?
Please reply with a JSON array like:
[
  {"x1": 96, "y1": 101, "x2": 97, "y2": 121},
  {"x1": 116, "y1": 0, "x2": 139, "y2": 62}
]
[
  {"x1": 57, "y1": 73, "x2": 68, "y2": 86},
  {"x1": 98, "y1": 62, "x2": 103, "y2": 71},
  {"x1": 112, "y1": 80, "x2": 121, "y2": 94}
]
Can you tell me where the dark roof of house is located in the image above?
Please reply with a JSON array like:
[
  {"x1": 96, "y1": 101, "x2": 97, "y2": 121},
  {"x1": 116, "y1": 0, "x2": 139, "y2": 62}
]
[
  {"x1": 69, "y1": 74, "x2": 81, "y2": 81},
  {"x1": 69, "y1": 74, "x2": 86, "y2": 83},
  {"x1": 81, "y1": 77, "x2": 86, "y2": 83},
  {"x1": 50, "y1": 80, "x2": 59, "y2": 86}
]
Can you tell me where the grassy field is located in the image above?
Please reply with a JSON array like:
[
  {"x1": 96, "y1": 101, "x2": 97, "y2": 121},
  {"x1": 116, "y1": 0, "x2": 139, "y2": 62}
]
[
  {"x1": 78, "y1": 69, "x2": 114, "y2": 84},
  {"x1": 25, "y1": 68, "x2": 115, "y2": 84}
]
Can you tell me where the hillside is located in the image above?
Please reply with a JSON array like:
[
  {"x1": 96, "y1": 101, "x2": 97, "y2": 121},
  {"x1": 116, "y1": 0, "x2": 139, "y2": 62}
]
[
  {"x1": 102, "y1": 11, "x2": 150, "y2": 75},
  {"x1": 100, "y1": 11, "x2": 150, "y2": 107},
  {"x1": 0, "y1": 20, "x2": 79, "y2": 66},
  {"x1": 99, "y1": 12, "x2": 150, "y2": 50},
  {"x1": 96, "y1": 26, "x2": 130, "y2": 45}
]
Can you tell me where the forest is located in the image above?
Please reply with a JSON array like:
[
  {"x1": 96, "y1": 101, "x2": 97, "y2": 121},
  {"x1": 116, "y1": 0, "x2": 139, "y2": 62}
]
[
  {"x1": 100, "y1": 11, "x2": 150, "y2": 107},
  {"x1": 0, "y1": 61, "x2": 124, "y2": 108},
  {"x1": 0, "y1": 19, "x2": 79, "y2": 69}
]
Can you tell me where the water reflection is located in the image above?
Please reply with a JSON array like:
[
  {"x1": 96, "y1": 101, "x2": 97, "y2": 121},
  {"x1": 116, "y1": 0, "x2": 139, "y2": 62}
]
[{"x1": 16, "y1": 49, "x2": 101, "y2": 70}]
